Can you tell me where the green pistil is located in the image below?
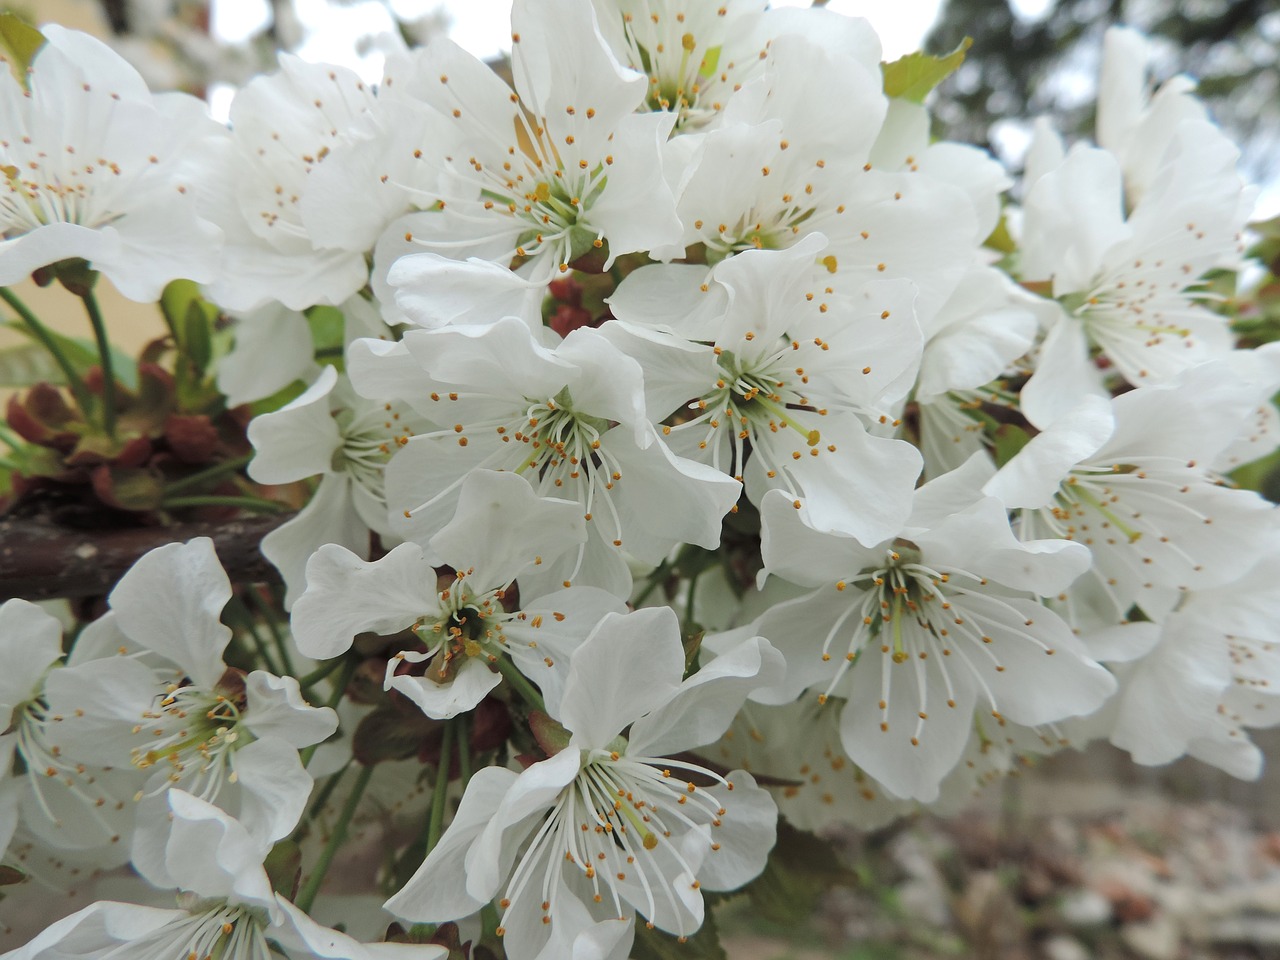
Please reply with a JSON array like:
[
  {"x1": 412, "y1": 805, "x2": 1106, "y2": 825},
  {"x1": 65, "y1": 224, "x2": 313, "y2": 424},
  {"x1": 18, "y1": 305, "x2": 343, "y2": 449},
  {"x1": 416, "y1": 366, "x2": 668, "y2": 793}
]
[
  {"x1": 1070, "y1": 483, "x2": 1143, "y2": 542},
  {"x1": 754, "y1": 395, "x2": 820, "y2": 446}
]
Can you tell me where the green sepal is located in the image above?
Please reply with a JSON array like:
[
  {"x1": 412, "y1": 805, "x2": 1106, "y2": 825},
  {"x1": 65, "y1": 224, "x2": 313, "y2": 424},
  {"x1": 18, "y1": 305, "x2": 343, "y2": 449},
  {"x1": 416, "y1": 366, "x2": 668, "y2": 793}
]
[
  {"x1": 263, "y1": 839, "x2": 302, "y2": 900},
  {"x1": 528, "y1": 710, "x2": 572, "y2": 757},
  {"x1": 993, "y1": 424, "x2": 1032, "y2": 467},
  {"x1": 306, "y1": 305, "x2": 346, "y2": 358},
  {"x1": 882, "y1": 37, "x2": 972, "y2": 103}
]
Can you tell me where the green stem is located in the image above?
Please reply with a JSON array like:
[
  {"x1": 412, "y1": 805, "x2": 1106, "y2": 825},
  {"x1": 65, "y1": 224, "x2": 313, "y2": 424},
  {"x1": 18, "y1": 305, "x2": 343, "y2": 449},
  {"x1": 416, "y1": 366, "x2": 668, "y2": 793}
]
[
  {"x1": 245, "y1": 587, "x2": 294, "y2": 676},
  {"x1": 163, "y1": 454, "x2": 254, "y2": 495},
  {"x1": 633, "y1": 559, "x2": 671, "y2": 606},
  {"x1": 293, "y1": 760, "x2": 352, "y2": 844},
  {"x1": 494, "y1": 655, "x2": 545, "y2": 712},
  {"x1": 300, "y1": 659, "x2": 356, "y2": 768},
  {"x1": 456, "y1": 717, "x2": 472, "y2": 791},
  {"x1": 160, "y1": 494, "x2": 288, "y2": 513},
  {"x1": 0, "y1": 287, "x2": 96, "y2": 420},
  {"x1": 79, "y1": 290, "x2": 116, "y2": 439},
  {"x1": 684, "y1": 572, "x2": 699, "y2": 626},
  {"x1": 296, "y1": 657, "x2": 347, "y2": 692},
  {"x1": 224, "y1": 597, "x2": 284, "y2": 676},
  {"x1": 426, "y1": 722, "x2": 455, "y2": 855},
  {"x1": 294, "y1": 763, "x2": 374, "y2": 913}
]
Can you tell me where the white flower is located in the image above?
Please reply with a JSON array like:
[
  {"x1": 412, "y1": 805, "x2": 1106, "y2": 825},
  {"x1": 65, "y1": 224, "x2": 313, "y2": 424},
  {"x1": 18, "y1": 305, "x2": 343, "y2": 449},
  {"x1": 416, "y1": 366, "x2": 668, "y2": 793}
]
[
  {"x1": 1, "y1": 791, "x2": 439, "y2": 960},
  {"x1": 604, "y1": 236, "x2": 924, "y2": 543},
  {"x1": 348, "y1": 319, "x2": 741, "y2": 597},
  {"x1": 292, "y1": 469, "x2": 627, "y2": 719},
  {"x1": 385, "y1": 608, "x2": 783, "y2": 956},
  {"x1": 0, "y1": 26, "x2": 221, "y2": 299},
  {"x1": 42, "y1": 540, "x2": 337, "y2": 863},
  {"x1": 1108, "y1": 548, "x2": 1280, "y2": 775},
  {"x1": 589, "y1": 0, "x2": 772, "y2": 131},
  {"x1": 380, "y1": 0, "x2": 682, "y2": 284},
  {"x1": 1095, "y1": 26, "x2": 1208, "y2": 207},
  {"x1": 725, "y1": 459, "x2": 1114, "y2": 802}
]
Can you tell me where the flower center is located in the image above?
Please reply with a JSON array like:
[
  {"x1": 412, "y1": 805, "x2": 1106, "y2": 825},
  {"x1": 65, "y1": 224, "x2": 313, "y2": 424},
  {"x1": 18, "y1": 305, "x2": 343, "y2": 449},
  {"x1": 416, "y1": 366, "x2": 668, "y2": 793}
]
[
  {"x1": 130, "y1": 681, "x2": 247, "y2": 801},
  {"x1": 494, "y1": 749, "x2": 730, "y2": 938}
]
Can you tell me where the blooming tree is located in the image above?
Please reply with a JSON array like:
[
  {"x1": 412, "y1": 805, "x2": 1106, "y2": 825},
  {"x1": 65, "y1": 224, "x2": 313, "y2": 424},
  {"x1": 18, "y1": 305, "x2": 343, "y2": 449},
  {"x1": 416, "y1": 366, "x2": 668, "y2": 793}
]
[{"x1": 0, "y1": 4, "x2": 1278, "y2": 958}]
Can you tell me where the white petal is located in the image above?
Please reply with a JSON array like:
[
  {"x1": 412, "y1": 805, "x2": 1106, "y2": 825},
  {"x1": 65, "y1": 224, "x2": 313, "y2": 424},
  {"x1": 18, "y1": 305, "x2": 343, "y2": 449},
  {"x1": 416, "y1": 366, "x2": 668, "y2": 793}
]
[
  {"x1": 385, "y1": 766, "x2": 519, "y2": 922},
  {"x1": 292, "y1": 542, "x2": 438, "y2": 660},
  {"x1": 243, "y1": 670, "x2": 338, "y2": 748},
  {"x1": 109, "y1": 538, "x2": 231, "y2": 689},
  {"x1": 558, "y1": 608, "x2": 684, "y2": 748}
]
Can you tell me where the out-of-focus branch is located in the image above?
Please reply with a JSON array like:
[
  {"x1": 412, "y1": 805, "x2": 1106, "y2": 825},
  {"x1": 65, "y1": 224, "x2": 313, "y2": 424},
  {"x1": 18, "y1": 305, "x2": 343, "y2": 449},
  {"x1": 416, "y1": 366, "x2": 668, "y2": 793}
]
[{"x1": 0, "y1": 513, "x2": 289, "y2": 601}]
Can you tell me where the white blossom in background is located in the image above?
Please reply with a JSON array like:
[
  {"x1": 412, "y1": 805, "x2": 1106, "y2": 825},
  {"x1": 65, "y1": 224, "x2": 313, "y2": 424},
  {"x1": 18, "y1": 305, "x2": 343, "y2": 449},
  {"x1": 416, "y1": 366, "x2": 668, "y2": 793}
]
[{"x1": 0, "y1": 26, "x2": 222, "y2": 299}]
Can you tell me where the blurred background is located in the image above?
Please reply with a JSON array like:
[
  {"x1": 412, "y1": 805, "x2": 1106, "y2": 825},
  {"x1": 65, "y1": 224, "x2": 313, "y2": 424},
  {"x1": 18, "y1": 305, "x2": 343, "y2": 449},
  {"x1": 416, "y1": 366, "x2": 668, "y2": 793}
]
[{"x1": 6, "y1": 2, "x2": 1280, "y2": 957}]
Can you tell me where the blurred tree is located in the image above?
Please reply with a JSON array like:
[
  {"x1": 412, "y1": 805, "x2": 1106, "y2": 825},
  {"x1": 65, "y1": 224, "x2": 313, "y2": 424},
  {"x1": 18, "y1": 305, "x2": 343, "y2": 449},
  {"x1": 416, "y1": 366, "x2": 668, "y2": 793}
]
[{"x1": 925, "y1": 0, "x2": 1280, "y2": 183}]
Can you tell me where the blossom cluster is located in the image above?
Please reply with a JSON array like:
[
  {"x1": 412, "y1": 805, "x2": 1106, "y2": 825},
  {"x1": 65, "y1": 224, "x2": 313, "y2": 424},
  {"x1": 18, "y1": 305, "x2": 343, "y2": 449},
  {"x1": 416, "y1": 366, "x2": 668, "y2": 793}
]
[{"x1": 0, "y1": 4, "x2": 1277, "y2": 959}]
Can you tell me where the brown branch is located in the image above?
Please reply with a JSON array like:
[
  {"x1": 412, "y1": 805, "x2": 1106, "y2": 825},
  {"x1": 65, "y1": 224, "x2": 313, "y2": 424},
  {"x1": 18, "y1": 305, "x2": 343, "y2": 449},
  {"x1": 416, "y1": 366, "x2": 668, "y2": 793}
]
[{"x1": 0, "y1": 513, "x2": 290, "y2": 601}]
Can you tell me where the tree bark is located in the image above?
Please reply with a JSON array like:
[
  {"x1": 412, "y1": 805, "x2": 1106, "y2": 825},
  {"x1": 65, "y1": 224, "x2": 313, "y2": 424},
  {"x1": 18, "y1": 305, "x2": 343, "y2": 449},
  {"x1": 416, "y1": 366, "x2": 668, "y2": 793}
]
[{"x1": 0, "y1": 513, "x2": 289, "y2": 601}]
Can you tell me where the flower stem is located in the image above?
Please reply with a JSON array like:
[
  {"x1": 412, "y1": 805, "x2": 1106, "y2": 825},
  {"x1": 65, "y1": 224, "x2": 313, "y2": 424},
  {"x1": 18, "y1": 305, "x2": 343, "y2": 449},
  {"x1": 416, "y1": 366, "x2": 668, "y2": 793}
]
[
  {"x1": 633, "y1": 558, "x2": 672, "y2": 606},
  {"x1": 296, "y1": 656, "x2": 347, "y2": 693},
  {"x1": 494, "y1": 655, "x2": 545, "y2": 712},
  {"x1": 163, "y1": 454, "x2": 254, "y2": 495},
  {"x1": 294, "y1": 763, "x2": 374, "y2": 913},
  {"x1": 295, "y1": 760, "x2": 351, "y2": 844},
  {"x1": 426, "y1": 722, "x2": 455, "y2": 855},
  {"x1": 78, "y1": 290, "x2": 117, "y2": 439},
  {"x1": 244, "y1": 586, "x2": 294, "y2": 676},
  {"x1": 0, "y1": 287, "x2": 96, "y2": 421},
  {"x1": 160, "y1": 494, "x2": 288, "y2": 513},
  {"x1": 456, "y1": 717, "x2": 472, "y2": 790}
]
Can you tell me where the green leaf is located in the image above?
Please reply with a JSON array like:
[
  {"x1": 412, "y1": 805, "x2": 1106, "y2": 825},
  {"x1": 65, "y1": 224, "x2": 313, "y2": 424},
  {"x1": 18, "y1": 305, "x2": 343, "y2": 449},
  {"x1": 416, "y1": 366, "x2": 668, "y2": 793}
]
[
  {"x1": 632, "y1": 907, "x2": 726, "y2": 960},
  {"x1": 0, "y1": 342, "x2": 65, "y2": 387},
  {"x1": 983, "y1": 214, "x2": 1016, "y2": 255},
  {"x1": 4, "y1": 321, "x2": 138, "y2": 391},
  {"x1": 882, "y1": 37, "x2": 972, "y2": 103},
  {"x1": 0, "y1": 865, "x2": 26, "y2": 887},
  {"x1": 745, "y1": 819, "x2": 858, "y2": 926},
  {"x1": 0, "y1": 14, "x2": 44, "y2": 86},
  {"x1": 993, "y1": 424, "x2": 1032, "y2": 467}
]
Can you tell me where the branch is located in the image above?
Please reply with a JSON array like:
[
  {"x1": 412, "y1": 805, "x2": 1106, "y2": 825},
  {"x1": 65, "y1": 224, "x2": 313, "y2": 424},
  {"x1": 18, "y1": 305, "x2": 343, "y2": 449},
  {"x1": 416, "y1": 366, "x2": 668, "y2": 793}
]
[{"x1": 0, "y1": 513, "x2": 290, "y2": 601}]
